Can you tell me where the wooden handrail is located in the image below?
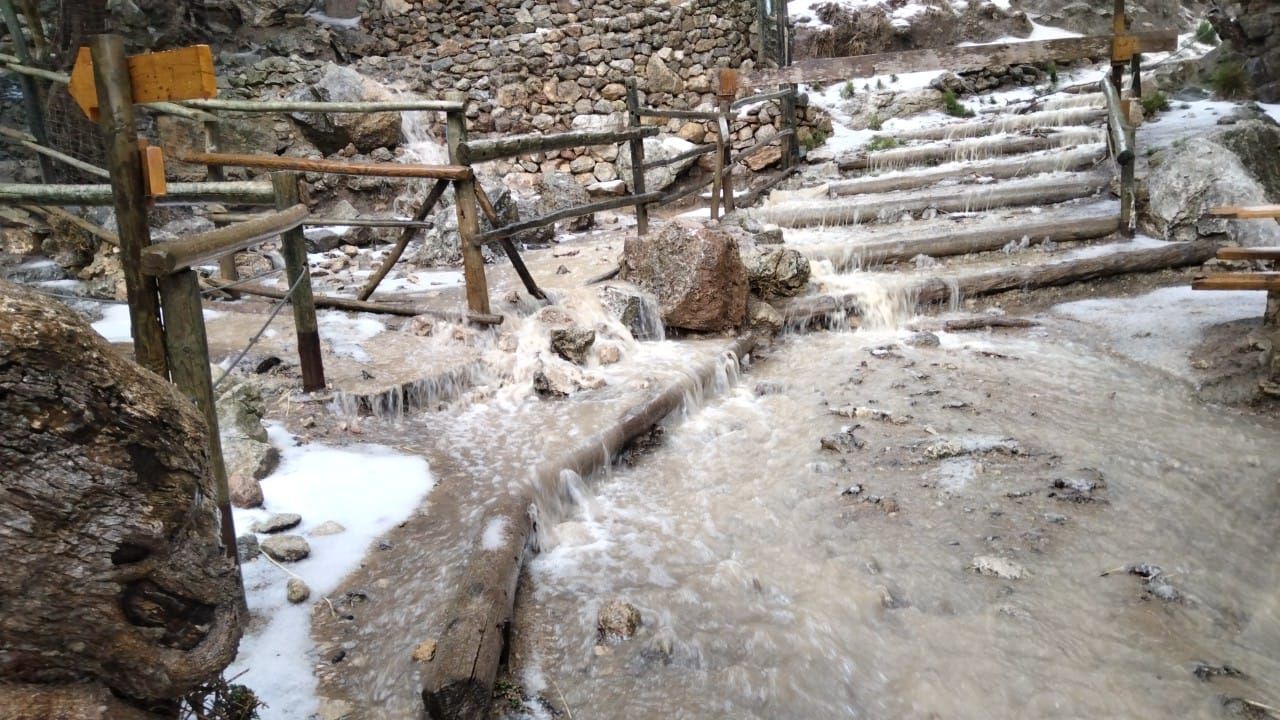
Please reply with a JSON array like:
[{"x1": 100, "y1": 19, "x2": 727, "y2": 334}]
[
  {"x1": 0, "y1": 181, "x2": 277, "y2": 206},
  {"x1": 140, "y1": 204, "x2": 309, "y2": 276},
  {"x1": 181, "y1": 98, "x2": 466, "y2": 114},
  {"x1": 477, "y1": 191, "x2": 664, "y2": 244},
  {"x1": 1099, "y1": 78, "x2": 1134, "y2": 166},
  {"x1": 731, "y1": 87, "x2": 793, "y2": 109},
  {"x1": 459, "y1": 126, "x2": 659, "y2": 164},
  {"x1": 1216, "y1": 247, "x2": 1280, "y2": 261},
  {"x1": 1206, "y1": 205, "x2": 1280, "y2": 220},
  {"x1": 1193, "y1": 272, "x2": 1280, "y2": 291},
  {"x1": 178, "y1": 151, "x2": 473, "y2": 181}
]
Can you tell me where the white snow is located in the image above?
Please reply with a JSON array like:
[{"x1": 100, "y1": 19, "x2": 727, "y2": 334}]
[
  {"x1": 91, "y1": 304, "x2": 225, "y2": 343},
  {"x1": 1055, "y1": 286, "x2": 1267, "y2": 378},
  {"x1": 1139, "y1": 99, "x2": 1241, "y2": 152},
  {"x1": 1260, "y1": 103, "x2": 1280, "y2": 125},
  {"x1": 316, "y1": 311, "x2": 385, "y2": 361},
  {"x1": 229, "y1": 424, "x2": 436, "y2": 720},
  {"x1": 482, "y1": 516, "x2": 510, "y2": 551}
]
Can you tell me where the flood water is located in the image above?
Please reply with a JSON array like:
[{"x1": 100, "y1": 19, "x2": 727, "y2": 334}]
[{"x1": 506, "y1": 318, "x2": 1280, "y2": 718}]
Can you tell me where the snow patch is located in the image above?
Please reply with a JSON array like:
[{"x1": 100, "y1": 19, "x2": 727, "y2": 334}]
[
  {"x1": 316, "y1": 311, "x2": 385, "y2": 361},
  {"x1": 91, "y1": 304, "x2": 224, "y2": 344},
  {"x1": 482, "y1": 516, "x2": 510, "y2": 551}
]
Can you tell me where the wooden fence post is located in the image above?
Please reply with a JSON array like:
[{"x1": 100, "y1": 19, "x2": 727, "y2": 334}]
[
  {"x1": 1121, "y1": 123, "x2": 1136, "y2": 238},
  {"x1": 445, "y1": 91, "x2": 492, "y2": 316},
  {"x1": 0, "y1": 0, "x2": 54, "y2": 182},
  {"x1": 1130, "y1": 54, "x2": 1143, "y2": 98},
  {"x1": 203, "y1": 119, "x2": 241, "y2": 287},
  {"x1": 90, "y1": 34, "x2": 169, "y2": 378},
  {"x1": 780, "y1": 85, "x2": 798, "y2": 169},
  {"x1": 1111, "y1": 0, "x2": 1127, "y2": 91},
  {"x1": 155, "y1": 268, "x2": 240, "y2": 566},
  {"x1": 625, "y1": 79, "x2": 650, "y2": 236},
  {"x1": 270, "y1": 171, "x2": 326, "y2": 392},
  {"x1": 718, "y1": 70, "x2": 738, "y2": 215}
]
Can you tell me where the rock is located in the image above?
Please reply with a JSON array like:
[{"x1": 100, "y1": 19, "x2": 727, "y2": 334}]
[
  {"x1": 925, "y1": 436, "x2": 1019, "y2": 460},
  {"x1": 971, "y1": 556, "x2": 1026, "y2": 580},
  {"x1": 217, "y1": 378, "x2": 280, "y2": 481},
  {"x1": 747, "y1": 297, "x2": 784, "y2": 334},
  {"x1": 741, "y1": 245, "x2": 811, "y2": 299},
  {"x1": 0, "y1": 682, "x2": 166, "y2": 719},
  {"x1": 597, "y1": 599, "x2": 642, "y2": 642},
  {"x1": 411, "y1": 639, "x2": 438, "y2": 663},
  {"x1": 237, "y1": 533, "x2": 261, "y2": 562},
  {"x1": 596, "y1": 282, "x2": 665, "y2": 340},
  {"x1": 905, "y1": 331, "x2": 941, "y2": 348},
  {"x1": 310, "y1": 520, "x2": 347, "y2": 536},
  {"x1": 1147, "y1": 120, "x2": 1280, "y2": 246},
  {"x1": 588, "y1": 179, "x2": 628, "y2": 196},
  {"x1": 0, "y1": 280, "x2": 243, "y2": 702},
  {"x1": 677, "y1": 122, "x2": 707, "y2": 144},
  {"x1": 821, "y1": 427, "x2": 865, "y2": 453},
  {"x1": 534, "y1": 171, "x2": 595, "y2": 232},
  {"x1": 417, "y1": 185, "x2": 523, "y2": 266},
  {"x1": 229, "y1": 473, "x2": 264, "y2": 509},
  {"x1": 261, "y1": 535, "x2": 311, "y2": 563},
  {"x1": 619, "y1": 221, "x2": 749, "y2": 333},
  {"x1": 250, "y1": 513, "x2": 303, "y2": 534},
  {"x1": 597, "y1": 343, "x2": 622, "y2": 364},
  {"x1": 288, "y1": 64, "x2": 403, "y2": 154},
  {"x1": 532, "y1": 361, "x2": 605, "y2": 397},
  {"x1": 646, "y1": 55, "x2": 684, "y2": 94},
  {"x1": 744, "y1": 145, "x2": 784, "y2": 172},
  {"x1": 617, "y1": 136, "x2": 700, "y2": 192},
  {"x1": 286, "y1": 578, "x2": 311, "y2": 604},
  {"x1": 550, "y1": 327, "x2": 596, "y2": 364}
]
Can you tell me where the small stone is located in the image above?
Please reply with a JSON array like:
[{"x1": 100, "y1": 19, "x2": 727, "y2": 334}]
[
  {"x1": 971, "y1": 556, "x2": 1026, "y2": 580},
  {"x1": 598, "y1": 599, "x2": 642, "y2": 642},
  {"x1": 237, "y1": 533, "x2": 261, "y2": 562},
  {"x1": 251, "y1": 513, "x2": 302, "y2": 534},
  {"x1": 411, "y1": 639, "x2": 437, "y2": 663},
  {"x1": 597, "y1": 343, "x2": 622, "y2": 365},
  {"x1": 261, "y1": 534, "x2": 311, "y2": 563},
  {"x1": 286, "y1": 577, "x2": 311, "y2": 604},
  {"x1": 905, "y1": 331, "x2": 941, "y2": 348},
  {"x1": 310, "y1": 520, "x2": 347, "y2": 537},
  {"x1": 550, "y1": 327, "x2": 596, "y2": 365},
  {"x1": 229, "y1": 473, "x2": 264, "y2": 509},
  {"x1": 820, "y1": 428, "x2": 865, "y2": 453}
]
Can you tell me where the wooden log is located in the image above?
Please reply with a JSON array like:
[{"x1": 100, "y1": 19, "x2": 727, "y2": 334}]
[
  {"x1": 155, "y1": 269, "x2": 239, "y2": 562},
  {"x1": 718, "y1": 101, "x2": 735, "y2": 214},
  {"x1": 1206, "y1": 205, "x2": 1280, "y2": 219},
  {"x1": 1192, "y1": 272, "x2": 1280, "y2": 292},
  {"x1": 91, "y1": 34, "x2": 167, "y2": 378},
  {"x1": 741, "y1": 30, "x2": 1179, "y2": 87},
  {"x1": 210, "y1": 212, "x2": 436, "y2": 229},
  {"x1": 178, "y1": 151, "x2": 473, "y2": 181},
  {"x1": 0, "y1": 181, "x2": 277, "y2": 206},
  {"x1": 828, "y1": 144, "x2": 1106, "y2": 197},
  {"x1": 1216, "y1": 247, "x2": 1280, "y2": 261},
  {"x1": 458, "y1": 126, "x2": 659, "y2": 164},
  {"x1": 420, "y1": 334, "x2": 757, "y2": 720},
  {"x1": 804, "y1": 210, "x2": 1120, "y2": 270},
  {"x1": 139, "y1": 204, "x2": 309, "y2": 276},
  {"x1": 182, "y1": 98, "x2": 465, "y2": 113},
  {"x1": 476, "y1": 192, "x2": 665, "y2": 244},
  {"x1": 640, "y1": 142, "x2": 716, "y2": 171},
  {"x1": 837, "y1": 130, "x2": 1105, "y2": 171},
  {"x1": 781, "y1": 85, "x2": 799, "y2": 170},
  {"x1": 625, "y1": 80, "x2": 650, "y2": 236},
  {"x1": 1099, "y1": 78, "x2": 1135, "y2": 166},
  {"x1": 199, "y1": 120, "x2": 240, "y2": 287},
  {"x1": 471, "y1": 183, "x2": 547, "y2": 301},
  {"x1": 446, "y1": 93, "x2": 492, "y2": 316},
  {"x1": 271, "y1": 172, "x2": 326, "y2": 393},
  {"x1": 942, "y1": 316, "x2": 1041, "y2": 332},
  {"x1": 207, "y1": 280, "x2": 504, "y2": 325},
  {"x1": 357, "y1": 178, "x2": 450, "y2": 301},
  {"x1": 761, "y1": 172, "x2": 1111, "y2": 228},
  {"x1": 21, "y1": 205, "x2": 120, "y2": 247}
]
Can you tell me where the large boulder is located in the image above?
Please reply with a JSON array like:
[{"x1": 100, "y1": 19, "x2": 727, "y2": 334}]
[
  {"x1": 0, "y1": 281, "x2": 243, "y2": 709},
  {"x1": 532, "y1": 171, "x2": 595, "y2": 232},
  {"x1": 618, "y1": 136, "x2": 700, "y2": 192},
  {"x1": 288, "y1": 64, "x2": 403, "y2": 154},
  {"x1": 619, "y1": 221, "x2": 749, "y2": 333},
  {"x1": 1146, "y1": 119, "x2": 1280, "y2": 246}
]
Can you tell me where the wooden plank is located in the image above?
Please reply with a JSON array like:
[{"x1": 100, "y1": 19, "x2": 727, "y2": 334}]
[
  {"x1": 207, "y1": 280, "x2": 504, "y2": 325},
  {"x1": 178, "y1": 151, "x2": 473, "y2": 181},
  {"x1": 70, "y1": 44, "x2": 217, "y2": 119},
  {"x1": 91, "y1": 34, "x2": 168, "y2": 378},
  {"x1": 741, "y1": 31, "x2": 1178, "y2": 88},
  {"x1": 476, "y1": 192, "x2": 665, "y2": 244},
  {"x1": 732, "y1": 87, "x2": 793, "y2": 109},
  {"x1": 271, "y1": 172, "x2": 326, "y2": 393},
  {"x1": 1192, "y1": 272, "x2": 1280, "y2": 292},
  {"x1": 459, "y1": 126, "x2": 659, "y2": 164},
  {"x1": 357, "y1": 178, "x2": 451, "y2": 301},
  {"x1": 446, "y1": 92, "x2": 492, "y2": 316},
  {"x1": 140, "y1": 204, "x2": 309, "y2": 276},
  {"x1": 1206, "y1": 205, "x2": 1280, "y2": 219},
  {"x1": 141, "y1": 143, "x2": 167, "y2": 197},
  {"x1": 1216, "y1": 247, "x2": 1280, "y2": 261},
  {"x1": 637, "y1": 107, "x2": 722, "y2": 121}
]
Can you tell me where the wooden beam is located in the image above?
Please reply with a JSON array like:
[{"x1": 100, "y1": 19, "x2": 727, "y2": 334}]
[
  {"x1": 178, "y1": 151, "x2": 473, "y2": 181},
  {"x1": 1192, "y1": 272, "x2": 1280, "y2": 292},
  {"x1": 1206, "y1": 205, "x2": 1280, "y2": 219},
  {"x1": 209, "y1": 212, "x2": 435, "y2": 229},
  {"x1": 640, "y1": 142, "x2": 716, "y2": 171},
  {"x1": 625, "y1": 79, "x2": 650, "y2": 237},
  {"x1": 476, "y1": 191, "x2": 665, "y2": 244},
  {"x1": 1100, "y1": 78, "x2": 1134, "y2": 165},
  {"x1": 140, "y1": 204, "x2": 308, "y2": 276},
  {"x1": 1216, "y1": 247, "x2": 1280, "y2": 261},
  {"x1": 0, "y1": 181, "x2": 277, "y2": 206},
  {"x1": 446, "y1": 92, "x2": 492, "y2": 316},
  {"x1": 182, "y1": 98, "x2": 465, "y2": 114},
  {"x1": 356, "y1": 178, "x2": 451, "y2": 301},
  {"x1": 459, "y1": 126, "x2": 659, "y2": 164},
  {"x1": 271, "y1": 172, "x2": 325, "y2": 392},
  {"x1": 740, "y1": 31, "x2": 1179, "y2": 88},
  {"x1": 207, "y1": 280, "x2": 505, "y2": 325}
]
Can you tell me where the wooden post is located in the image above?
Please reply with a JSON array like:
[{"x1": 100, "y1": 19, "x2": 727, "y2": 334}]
[
  {"x1": 202, "y1": 120, "x2": 241, "y2": 286},
  {"x1": 780, "y1": 85, "x2": 798, "y2": 169},
  {"x1": 90, "y1": 34, "x2": 168, "y2": 378},
  {"x1": 445, "y1": 92, "x2": 492, "y2": 316},
  {"x1": 156, "y1": 269, "x2": 240, "y2": 566},
  {"x1": 1120, "y1": 124, "x2": 1136, "y2": 238},
  {"x1": 270, "y1": 172, "x2": 326, "y2": 392},
  {"x1": 1111, "y1": 0, "x2": 1126, "y2": 91},
  {"x1": 1, "y1": 0, "x2": 54, "y2": 182},
  {"x1": 718, "y1": 70, "x2": 738, "y2": 215},
  {"x1": 625, "y1": 79, "x2": 650, "y2": 236},
  {"x1": 1131, "y1": 53, "x2": 1143, "y2": 99}
]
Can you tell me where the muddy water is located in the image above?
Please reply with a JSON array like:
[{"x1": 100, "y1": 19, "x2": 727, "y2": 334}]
[{"x1": 508, "y1": 326, "x2": 1280, "y2": 719}]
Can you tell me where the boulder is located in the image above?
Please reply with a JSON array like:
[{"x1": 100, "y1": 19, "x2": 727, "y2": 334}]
[
  {"x1": 597, "y1": 599, "x2": 642, "y2": 642},
  {"x1": 550, "y1": 328, "x2": 596, "y2": 365},
  {"x1": 533, "y1": 171, "x2": 596, "y2": 232},
  {"x1": 0, "y1": 280, "x2": 242, "y2": 706},
  {"x1": 741, "y1": 245, "x2": 811, "y2": 299},
  {"x1": 261, "y1": 535, "x2": 311, "y2": 562},
  {"x1": 416, "y1": 187, "x2": 521, "y2": 267},
  {"x1": 217, "y1": 378, "x2": 280, "y2": 481},
  {"x1": 596, "y1": 282, "x2": 666, "y2": 341},
  {"x1": 250, "y1": 513, "x2": 302, "y2": 534},
  {"x1": 1146, "y1": 119, "x2": 1280, "y2": 246},
  {"x1": 619, "y1": 221, "x2": 749, "y2": 333},
  {"x1": 288, "y1": 64, "x2": 403, "y2": 154},
  {"x1": 618, "y1": 136, "x2": 700, "y2": 192},
  {"x1": 229, "y1": 473, "x2": 265, "y2": 509},
  {"x1": 286, "y1": 578, "x2": 311, "y2": 604}
]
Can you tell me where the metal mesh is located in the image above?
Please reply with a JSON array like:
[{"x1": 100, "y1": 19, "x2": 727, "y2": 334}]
[{"x1": 44, "y1": 0, "x2": 108, "y2": 180}]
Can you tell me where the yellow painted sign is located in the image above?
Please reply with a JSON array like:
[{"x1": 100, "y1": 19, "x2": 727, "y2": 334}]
[{"x1": 68, "y1": 44, "x2": 218, "y2": 120}]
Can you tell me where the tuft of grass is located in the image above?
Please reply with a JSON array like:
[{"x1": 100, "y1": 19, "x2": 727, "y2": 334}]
[
  {"x1": 866, "y1": 135, "x2": 898, "y2": 152},
  {"x1": 1140, "y1": 90, "x2": 1170, "y2": 115},
  {"x1": 1045, "y1": 61, "x2": 1059, "y2": 86},
  {"x1": 840, "y1": 81, "x2": 856, "y2": 99},
  {"x1": 1212, "y1": 61, "x2": 1249, "y2": 99},
  {"x1": 866, "y1": 112, "x2": 883, "y2": 131},
  {"x1": 802, "y1": 128, "x2": 828, "y2": 151},
  {"x1": 890, "y1": 73, "x2": 899, "y2": 83},
  {"x1": 1195, "y1": 20, "x2": 1219, "y2": 46},
  {"x1": 941, "y1": 89, "x2": 974, "y2": 118},
  {"x1": 876, "y1": 78, "x2": 885, "y2": 90}
]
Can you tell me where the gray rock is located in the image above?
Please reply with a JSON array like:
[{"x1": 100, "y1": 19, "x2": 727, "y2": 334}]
[
  {"x1": 229, "y1": 473, "x2": 264, "y2": 509},
  {"x1": 617, "y1": 136, "x2": 700, "y2": 192},
  {"x1": 741, "y1": 245, "x2": 811, "y2": 300},
  {"x1": 905, "y1": 331, "x2": 941, "y2": 348},
  {"x1": 550, "y1": 327, "x2": 596, "y2": 365},
  {"x1": 619, "y1": 221, "x2": 749, "y2": 333},
  {"x1": 261, "y1": 535, "x2": 311, "y2": 563},
  {"x1": 287, "y1": 64, "x2": 403, "y2": 153},
  {"x1": 597, "y1": 599, "x2": 642, "y2": 642},
  {"x1": 286, "y1": 577, "x2": 311, "y2": 604},
  {"x1": 310, "y1": 520, "x2": 347, "y2": 536},
  {"x1": 747, "y1": 298, "x2": 784, "y2": 335},
  {"x1": 971, "y1": 556, "x2": 1026, "y2": 580},
  {"x1": 821, "y1": 428, "x2": 865, "y2": 453},
  {"x1": 217, "y1": 378, "x2": 280, "y2": 482},
  {"x1": 596, "y1": 282, "x2": 665, "y2": 341},
  {"x1": 237, "y1": 533, "x2": 261, "y2": 562},
  {"x1": 534, "y1": 171, "x2": 595, "y2": 232},
  {"x1": 251, "y1": 513, "x2": 302, "y2": 534}
]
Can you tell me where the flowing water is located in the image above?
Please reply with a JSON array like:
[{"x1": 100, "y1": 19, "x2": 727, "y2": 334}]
[{"x1": 505, "y1": 307, "x2": 1280, "y2": 719}]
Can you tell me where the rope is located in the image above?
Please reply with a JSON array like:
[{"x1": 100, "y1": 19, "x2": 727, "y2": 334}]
[
  {"x1": 211, "y1": 270, "x2": 307, "y2": 391},
  {"x1": 200, "y1": 266, "x2": 286, "y2": 295}
]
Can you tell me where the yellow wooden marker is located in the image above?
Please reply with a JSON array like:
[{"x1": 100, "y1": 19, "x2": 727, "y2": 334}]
[{"x1": 68, "y1": 44, "x2": 217, "y2": 121}]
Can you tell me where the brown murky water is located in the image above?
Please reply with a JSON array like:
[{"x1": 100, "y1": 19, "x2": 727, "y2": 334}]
[{"x1": 505, "y1": 324, "x2": 1280, "y2": 719}]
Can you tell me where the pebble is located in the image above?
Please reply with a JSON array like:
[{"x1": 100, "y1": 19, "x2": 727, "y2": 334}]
[
  {"x1": 597, "y1": 599, "x2": 642, "y2": 642},
  {"x1": 970, "y1": 556, "x2": 1026, "y2": 580},
  {"x1": 310, "y1": 520, "x2": 347, "y2": 537},
  {"x1": 287, "y1": 577, "x2": 311, "y2": 604},
  {"x1": 251, "y1": 513, "x2": 302, "y2": 534},
  {"x1": 236, "y1": 533, "x2": 261, "y2": 562},
  {"x1": 261, "y1": 534, "x2": 311, "y2": 562}
]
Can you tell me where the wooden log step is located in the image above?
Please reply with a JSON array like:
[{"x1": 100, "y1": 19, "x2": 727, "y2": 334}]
[
  {"x1": 760, "y1": 171, "x2": 1111, "y2": 228},
  {"x1": 1192, "y1": 272, "x2": 1280, "y2": 291},
  {"x1": 826, "y1": 144, "x2": 1106, "y2": 197},
  {"x1": 1216, "y1": 247, "x2": 1280, "y2": 261},
  {"x1": 837, "y1": 128, "x2": 1106, "y2": 172},
  {"x1": 892, "y1": 108, "x2": 1105, "y2": 143},
  {"x1": 1206, "y1": 205, "x2": 1280, "y2": 219}
]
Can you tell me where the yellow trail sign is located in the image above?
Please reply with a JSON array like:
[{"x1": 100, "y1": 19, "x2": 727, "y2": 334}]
[{"x1": 69, "y1": 44, "x2": 217, "y2": 120}]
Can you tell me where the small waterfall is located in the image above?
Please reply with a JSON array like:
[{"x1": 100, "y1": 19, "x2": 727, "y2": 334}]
[
  {"x1": 330, "y1": 360, "x2": 490, "y2": 419},
  {"x1": 394, "y1": 110, "x2": 452, "y2": 218}
]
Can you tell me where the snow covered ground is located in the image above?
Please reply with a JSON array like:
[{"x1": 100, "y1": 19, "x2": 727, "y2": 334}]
[{"x1": 90, "y1": 304, "x2": 226, "y2": 343}]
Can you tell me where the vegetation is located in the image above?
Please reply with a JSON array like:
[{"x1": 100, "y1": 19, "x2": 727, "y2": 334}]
[
  {"x1": 866, "y1": 113, "x2": 884, "y2": 131},
  {"x1": 841, "y1": 81, "x2": 856, "y2": 99},
  {"x1": 942, "y1": 89, "x2": 974, "y2": 118},
  {"x1": 802, "y1": 128, "x2": 828, "y2": 151},
  {"x1": 1045, "y1": 61, "x2": 1059, "y2": 87},
  {"x1": 181, "y1": 678, "x2": 262, "y2": 720},
  {"x1": 1140, "y1": 91, "x2": 1171, "y2": 115},
  {"x1": 1195, "y1": 20, "x2": 1220, "y2": 46},
  {"x1": 1212, "y1": 61, "x2": 1250, "y2": 99},
  {"x1": 866, "y1": 135, "x2": 899, "y2": 152}
]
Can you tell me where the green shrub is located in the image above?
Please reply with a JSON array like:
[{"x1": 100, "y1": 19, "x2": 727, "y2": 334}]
[
  {"x1": 1045, "y1": 61, "x2": 1059, "y2": 86},
  {"x1": 1212, "y1": 61, "x2": 1249, "y2": 99},
  {"x1": 802, "y1": 128, "x2": 828, "y2": 151},
  {"x1": 890, "y1": 74, "x2": 899, "y2": 83},
  {"x1": 866, "y1": 135, "x2": 898, "y2": 152},
  {"x1": 1140, "y1": 91, "x2": 1170, "y2": 115},
  {"x1": 876, "y1": 78, "x2": 885, "y2": 90},
  {"x1": 840, "y1": 81, "x2": 856, "y2": 99},
  {"x1": 866, "y1": 113, "x2": 884, "y2": 131},
  {"x1": 1195, "y1": 20, "x2": 1219, "y2": 46},
  {"x1": 942, "y1": 89, "x2": 974, "y2": 118}
]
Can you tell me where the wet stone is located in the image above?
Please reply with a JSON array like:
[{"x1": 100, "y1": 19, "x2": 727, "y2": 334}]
[
  {"x1": 821, "y1": 427, "x2": 865, "y2": 453},
  {"x1": 251, "y1": 513, "x2": 302, "y2": 534},
  {"x1": 970, "y1": 556, "x2": 1026, "y2": 580},
  {"x1": 905, "y1": 331, "x2": 941, "y2": 348},
  {"x1": 550, "y1": 327, "x2": 596, "y2": 365},
  {"x1": 237, "y1": 533, "x2": 261, "y2": 562},
  {"x1": 287, "y1": 577, "x2": 311, "y2": 604},
  {"x1": 261, "y1": 534, "x2": 311, "y2": 563},
  {"x1": 597, "y1": 599, "x2": 642, "y2": 642},
  {"x1": 310, "y1": 520, "x2": 347, "y2": 537}
]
